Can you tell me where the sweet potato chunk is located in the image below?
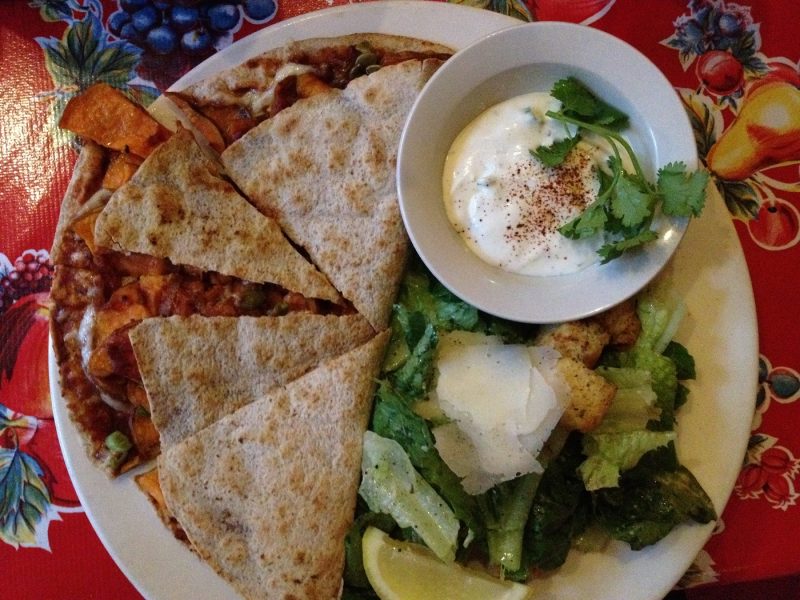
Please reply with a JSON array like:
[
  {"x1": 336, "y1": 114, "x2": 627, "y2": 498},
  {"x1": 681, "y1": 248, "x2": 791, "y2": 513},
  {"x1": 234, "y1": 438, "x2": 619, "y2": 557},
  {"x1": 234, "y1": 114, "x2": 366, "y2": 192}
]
[
  {"x1": 71, "y1": 208, "x2": 102, "y2": 254},
  {"x1": 128, "y1": 383, "x2": 160, "y2": 456},
  {"x1": 102, "y1": 151, "x2": 143, "y2": 190},
  {"x1": 60, "y1": 83, "x2": 170, "y2": 158},
  {"x1": 296, "y1": 72, "x2": 331, "y2": 98},
  {"x1": 164, "y1": 93, "x2": 226, "y2": 154}
]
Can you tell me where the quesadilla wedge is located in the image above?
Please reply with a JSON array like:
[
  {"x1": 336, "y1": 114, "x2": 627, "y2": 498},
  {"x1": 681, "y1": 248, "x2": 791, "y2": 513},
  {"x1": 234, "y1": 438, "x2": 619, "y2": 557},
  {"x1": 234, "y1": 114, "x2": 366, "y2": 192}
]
[
  {"x1": 158, "y1": 329, "x2": 390, "y2": 600},
  {"x1": 171, "y1": 33, "x2": 452, "y2": 147},
  {"x1": 131, "y1": 312, "x2": 375, "y2": 448},
  {"x1": 221, "y1": 58, "x2": 443, "y2": 330},
  {"x1": 94, "y1": 127, "x2": 339, "y2": 303}
]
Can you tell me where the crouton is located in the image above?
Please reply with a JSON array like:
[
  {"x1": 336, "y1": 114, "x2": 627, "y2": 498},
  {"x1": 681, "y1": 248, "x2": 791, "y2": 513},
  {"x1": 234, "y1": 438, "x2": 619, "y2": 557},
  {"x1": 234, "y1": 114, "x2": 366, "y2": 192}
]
[
  {"x1": 590, "y1": 298, "x2": 641, "y2": 349},
  {"x1": 557, "y1": 357, "x2": 616, "y2": 433},
  {"x1": 535, "y1": 321, "x2": 610, "y2": 368}
]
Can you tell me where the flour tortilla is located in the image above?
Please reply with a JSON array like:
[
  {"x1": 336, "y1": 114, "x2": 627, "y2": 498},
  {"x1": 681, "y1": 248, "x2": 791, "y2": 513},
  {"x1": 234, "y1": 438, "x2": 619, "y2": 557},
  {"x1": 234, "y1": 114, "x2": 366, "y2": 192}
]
[
  {"x1": 50, "y1": 141, "x2": 107, "y2": 265},
  {"x1": 221, "y1": 58, "x2": 443, "y2": 329},
  {"x1": 158, "y1": 329, "x2": 390, "y2": 600},
  {"x1": 130, "y1": 312, "x2": 375, "y2": 448},
  {"x1": 93, "y1": 127, "x2": 339, "y2": 302}
]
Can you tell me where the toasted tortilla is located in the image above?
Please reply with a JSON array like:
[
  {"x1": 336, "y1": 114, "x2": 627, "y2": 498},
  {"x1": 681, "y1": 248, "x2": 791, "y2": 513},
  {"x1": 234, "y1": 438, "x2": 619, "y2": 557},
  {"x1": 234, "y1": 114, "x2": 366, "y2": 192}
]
[
  {"x1": 50, "y1": 141, "x2": 107, "y2": 265},
  {"x1": 158, "y1": 330, "x2": 390, "y2": 600},
  {"x1": 93, "y1": 127, "x2": 339, "y2": 302},
  {"x1": 130, "y1": 312, "x2": 375, "y2": 448},
  {"x1": 221, "y1": 58, "x2": 442, "y2": 329},
  {"x1": 180, "y1": 33, "x2": 452, "y2": 117}
]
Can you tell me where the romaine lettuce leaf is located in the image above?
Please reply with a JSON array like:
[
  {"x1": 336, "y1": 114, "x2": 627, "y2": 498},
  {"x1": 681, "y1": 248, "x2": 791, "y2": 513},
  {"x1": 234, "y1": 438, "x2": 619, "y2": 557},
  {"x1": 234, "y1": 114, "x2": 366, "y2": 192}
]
[
  {"x1": 359, "y1": 431, "x2": 460, "y2": 562},
  {"x1": 522, "y1": 433, "x2": 591, "y2": 572},
  {"x1": 476, "y1": 473, "x2": 541, "y2": 575},
  {"x1": 579, "y1": 430, "x2": 676, "y2": 491},
  {"x1": 594, "y1": 457, "x2": 716, "y2": 550},
  {"x1": 371, "y1": 383, "x2": 483, "y2": 537}
]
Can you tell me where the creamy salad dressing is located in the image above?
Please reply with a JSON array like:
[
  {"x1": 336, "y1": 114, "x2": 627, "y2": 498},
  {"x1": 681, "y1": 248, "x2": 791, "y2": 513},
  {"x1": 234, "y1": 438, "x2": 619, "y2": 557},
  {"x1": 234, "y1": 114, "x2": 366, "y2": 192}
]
[{"x1": 443, "y1": 92, "x2": 614, "y2": 276}]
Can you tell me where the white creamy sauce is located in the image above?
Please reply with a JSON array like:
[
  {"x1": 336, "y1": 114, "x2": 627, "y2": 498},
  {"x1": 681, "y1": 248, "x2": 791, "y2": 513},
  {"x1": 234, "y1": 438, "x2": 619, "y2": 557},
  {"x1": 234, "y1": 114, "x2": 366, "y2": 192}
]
[{"x1": 443, "y1": 92, "x2": 613, "y2": 276}]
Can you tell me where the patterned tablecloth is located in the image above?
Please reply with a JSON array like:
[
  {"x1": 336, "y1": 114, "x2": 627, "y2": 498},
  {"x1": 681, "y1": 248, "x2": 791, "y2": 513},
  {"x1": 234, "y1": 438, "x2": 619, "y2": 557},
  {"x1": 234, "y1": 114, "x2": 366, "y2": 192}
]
[{"x1": 1, "y1": 0, "x2": 799, "y2": 598}]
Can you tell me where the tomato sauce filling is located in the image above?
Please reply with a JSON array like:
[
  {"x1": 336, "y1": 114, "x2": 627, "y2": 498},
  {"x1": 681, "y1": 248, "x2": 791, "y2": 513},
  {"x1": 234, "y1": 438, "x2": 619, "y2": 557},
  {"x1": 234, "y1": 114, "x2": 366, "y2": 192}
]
[{"x1": 53, "y1": 224, "x2": 350, "y2": 473}]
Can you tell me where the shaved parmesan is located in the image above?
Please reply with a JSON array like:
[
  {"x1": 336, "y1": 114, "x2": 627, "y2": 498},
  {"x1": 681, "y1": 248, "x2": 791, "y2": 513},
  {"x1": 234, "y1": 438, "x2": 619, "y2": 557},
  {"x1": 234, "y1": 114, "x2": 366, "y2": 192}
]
[{"x1": 431, "y1": 331, "x2": 567, "y2": 494}]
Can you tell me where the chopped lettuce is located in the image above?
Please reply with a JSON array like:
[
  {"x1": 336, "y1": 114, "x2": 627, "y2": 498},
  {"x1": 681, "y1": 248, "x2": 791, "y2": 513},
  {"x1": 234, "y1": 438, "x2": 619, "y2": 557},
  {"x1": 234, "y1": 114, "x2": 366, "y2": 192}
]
[
  {"x1": 371, "y1": 383, "x2": 483, "y2": 537},
  {"x1": 579, "y1": 430, "x2": 676, "y2": 491},
  {"x1": 349, "y1": 257, "x2": 716, "y2": 592},
  {"x1": 476, "y1": 472, "x2": 541, "y2": 575},
  {"x1": 522, "y1": 433, "x2": 591, "y2": 572},
  {"x1": 359, "y1": 431, "x2": 460, "y2": 562},
  {"x1": 344, "y1": 509, "x2": 397, "y2": 588},
  {"x1": 579, "y1": 366, "x2": 674, "y2": 490},
  {"x1": 594, "y1": 447, "x2": 716, "y2": 550},
  {"x1": 388, "y1": 312, "x2": 437, "y2": 399}
]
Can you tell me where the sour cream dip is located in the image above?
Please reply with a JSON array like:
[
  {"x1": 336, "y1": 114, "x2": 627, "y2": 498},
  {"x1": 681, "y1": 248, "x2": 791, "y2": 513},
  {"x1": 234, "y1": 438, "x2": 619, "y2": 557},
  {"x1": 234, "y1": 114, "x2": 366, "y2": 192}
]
[{"x1": 443, "y1": 92, "x2": 613, "y2": 276}]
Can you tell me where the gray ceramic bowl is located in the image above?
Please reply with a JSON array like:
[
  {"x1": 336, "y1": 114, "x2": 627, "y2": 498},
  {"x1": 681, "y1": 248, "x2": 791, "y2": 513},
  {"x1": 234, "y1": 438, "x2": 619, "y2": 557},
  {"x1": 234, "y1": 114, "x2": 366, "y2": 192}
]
[{"x1": 397, "y1": 22, "x2": 698, "y2": 323}]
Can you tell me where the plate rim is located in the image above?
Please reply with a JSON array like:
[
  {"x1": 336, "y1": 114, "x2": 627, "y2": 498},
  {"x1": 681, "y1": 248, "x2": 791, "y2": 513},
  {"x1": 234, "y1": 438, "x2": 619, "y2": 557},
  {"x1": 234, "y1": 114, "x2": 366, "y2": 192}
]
[{"x1": 50, "y1": 4, "x2": 758, "y2": 600}]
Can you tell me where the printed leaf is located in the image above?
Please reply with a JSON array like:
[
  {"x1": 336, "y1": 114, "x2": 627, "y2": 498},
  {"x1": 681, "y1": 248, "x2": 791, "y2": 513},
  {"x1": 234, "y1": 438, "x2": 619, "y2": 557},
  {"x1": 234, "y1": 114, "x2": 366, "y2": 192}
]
[
  {"x1": 715, "y1": 179, "x2": 759, "y2": 220},
  {"x1": 490, "y1": 0, "x2": 532, "y2": 22},
  {"x1": 28, "y1": 0, "x2": 75, "y2": 22},
  {"x1": 0, "y1": 446, "x2": 53, "y2": 549},
  {"x1": 36, "y1": 11, "x2": 141, "y2": 92}
]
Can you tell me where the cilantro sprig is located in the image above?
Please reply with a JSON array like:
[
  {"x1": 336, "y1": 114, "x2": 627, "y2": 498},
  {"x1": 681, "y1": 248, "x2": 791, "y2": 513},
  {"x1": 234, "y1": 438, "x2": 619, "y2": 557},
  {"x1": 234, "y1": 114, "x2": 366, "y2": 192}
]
[{"x1": 531, "y1": 77, "x2": 709, "y2": 263}]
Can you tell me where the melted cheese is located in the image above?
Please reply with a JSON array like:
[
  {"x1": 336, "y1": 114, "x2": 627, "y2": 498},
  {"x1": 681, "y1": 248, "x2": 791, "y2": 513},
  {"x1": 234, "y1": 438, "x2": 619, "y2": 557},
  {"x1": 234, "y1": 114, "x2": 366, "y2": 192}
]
[{"x1": 241, "y1": 63, "x2": 316, "y2": 116}]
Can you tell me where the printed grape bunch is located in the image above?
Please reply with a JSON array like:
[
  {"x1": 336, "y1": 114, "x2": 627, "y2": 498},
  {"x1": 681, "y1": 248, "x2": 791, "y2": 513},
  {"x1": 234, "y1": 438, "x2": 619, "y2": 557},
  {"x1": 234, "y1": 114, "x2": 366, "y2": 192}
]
[
  {"x1": 108, "y1": 0, "x2": 277, "y2": 58},
  {"x1": 0, "y1": 250, "x2": 53, "y2": 316}
]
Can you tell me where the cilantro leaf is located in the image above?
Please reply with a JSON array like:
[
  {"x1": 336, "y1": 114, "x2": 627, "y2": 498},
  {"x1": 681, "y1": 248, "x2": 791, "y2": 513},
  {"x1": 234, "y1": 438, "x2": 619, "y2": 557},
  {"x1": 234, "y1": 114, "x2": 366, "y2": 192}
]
[
  {"x1": 530, "y1": 135, "x2": 579, "y2": 167},
  {"x1": 559, "y1": 201, "x2": 608, "y2": 239},
  {"x1": 611, "y1": 174, "x2": 654, "y2": 228},
  {"x1": 551, "y1": 77, "x2": 629, "y2": 129},
  {"x1": 598, "y1": 230, "x2": 659, "y2": 263},
  {"x1": 657, "y1": 162, "x2": 709, "y2": 217}
]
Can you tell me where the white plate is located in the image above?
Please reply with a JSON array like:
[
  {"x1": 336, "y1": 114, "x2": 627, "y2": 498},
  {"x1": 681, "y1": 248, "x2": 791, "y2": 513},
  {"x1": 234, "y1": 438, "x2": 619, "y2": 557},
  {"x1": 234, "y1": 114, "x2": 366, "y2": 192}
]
[{"x1": 51, "y1": 3, "x2": 758, "y2": 599}]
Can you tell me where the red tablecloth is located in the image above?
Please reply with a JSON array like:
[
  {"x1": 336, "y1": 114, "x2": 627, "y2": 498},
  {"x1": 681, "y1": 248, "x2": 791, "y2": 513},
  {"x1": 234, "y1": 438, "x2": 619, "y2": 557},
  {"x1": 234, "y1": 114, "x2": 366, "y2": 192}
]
[{"x1": 1, "y1": 1, "x2": 799, "y2": 598}]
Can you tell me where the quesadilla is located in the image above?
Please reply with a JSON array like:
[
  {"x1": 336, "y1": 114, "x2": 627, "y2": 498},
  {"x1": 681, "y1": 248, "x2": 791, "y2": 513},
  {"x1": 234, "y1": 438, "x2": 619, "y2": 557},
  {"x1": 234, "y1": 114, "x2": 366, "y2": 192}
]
[
  {"x1": 131, "y1": 312, "x2": 375, "y2": 448},
  {"x1": 173, "y1": 33, "x2": 452, "y2": 147},
  {"x1": 158, "y1": 330, "x2": 390, "y2": 600},
  {"x1": 94, "y1": 127, "x2": 339, "y2": 303},
  {"x1": 221, "y1": 58, "x2": 443, "y2": 329}
]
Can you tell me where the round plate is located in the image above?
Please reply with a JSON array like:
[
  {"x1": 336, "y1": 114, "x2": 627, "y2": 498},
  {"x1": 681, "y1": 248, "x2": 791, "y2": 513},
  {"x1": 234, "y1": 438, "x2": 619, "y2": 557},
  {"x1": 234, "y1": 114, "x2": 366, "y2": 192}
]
[
  {"x1": 398, "y1": 22, "x2": 695, "y2": 324},
  {"x1": 51, "y1": 3, "x2": 758, "y2": 600}
]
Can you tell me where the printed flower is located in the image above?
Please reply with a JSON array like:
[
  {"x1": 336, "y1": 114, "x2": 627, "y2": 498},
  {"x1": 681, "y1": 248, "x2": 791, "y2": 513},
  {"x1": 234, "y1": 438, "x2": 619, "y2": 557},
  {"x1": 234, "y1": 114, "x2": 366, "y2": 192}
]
[
  {"x1": 675, "y1": 549, "x2": 719, "y2": 589},
  {"x1": 736, "y1": 434, "x2": 800, "y2": 510},
  {"x1": 664, "y1": 0, "x2": 766, "y2": 81}
]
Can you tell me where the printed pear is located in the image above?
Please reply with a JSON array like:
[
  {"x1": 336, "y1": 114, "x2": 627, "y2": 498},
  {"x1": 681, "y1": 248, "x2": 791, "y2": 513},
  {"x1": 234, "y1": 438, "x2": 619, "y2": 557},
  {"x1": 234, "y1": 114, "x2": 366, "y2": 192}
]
[{"x1": 707, "y1": 80, "x2": 800, "y2": 181}]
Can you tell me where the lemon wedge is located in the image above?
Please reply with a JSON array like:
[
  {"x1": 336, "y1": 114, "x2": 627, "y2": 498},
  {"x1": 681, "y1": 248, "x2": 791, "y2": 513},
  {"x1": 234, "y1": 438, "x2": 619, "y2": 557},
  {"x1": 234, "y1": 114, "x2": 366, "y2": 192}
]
[{"x1": 362, "y1": 527, "x2": 535, "y2": 600}]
